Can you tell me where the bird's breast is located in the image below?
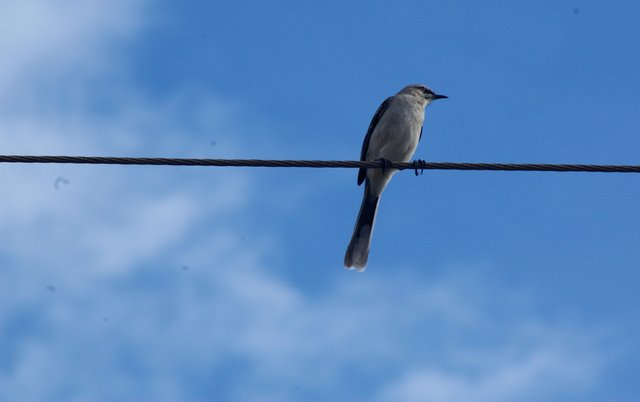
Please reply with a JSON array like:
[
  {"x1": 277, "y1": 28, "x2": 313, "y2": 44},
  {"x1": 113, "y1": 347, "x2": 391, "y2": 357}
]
[{"x1": 366, "y1": 101, "x2": 425, "y2": 162}]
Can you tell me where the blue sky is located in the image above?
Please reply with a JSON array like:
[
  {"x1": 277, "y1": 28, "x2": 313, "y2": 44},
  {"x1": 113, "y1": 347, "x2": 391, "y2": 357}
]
[{"x1": 1, "y1": 1, "x2": 639, "y2": 401}]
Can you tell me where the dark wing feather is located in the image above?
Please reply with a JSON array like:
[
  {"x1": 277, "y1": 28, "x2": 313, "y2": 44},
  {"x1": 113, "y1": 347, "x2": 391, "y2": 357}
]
[{"x1": 357, "y1": 98, "x2": 391, "y2": 185}]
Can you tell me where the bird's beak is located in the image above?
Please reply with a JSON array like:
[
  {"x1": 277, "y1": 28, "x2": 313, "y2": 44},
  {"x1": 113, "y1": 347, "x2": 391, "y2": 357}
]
[{"x1": 432, "y1": 94, "x2": 448, "y2": 100}]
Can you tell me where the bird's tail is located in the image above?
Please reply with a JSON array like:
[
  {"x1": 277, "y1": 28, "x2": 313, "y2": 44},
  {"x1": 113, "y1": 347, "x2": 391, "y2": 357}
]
[{"x1": 344, "y1": 183, "x2": 380, "y2": 271}]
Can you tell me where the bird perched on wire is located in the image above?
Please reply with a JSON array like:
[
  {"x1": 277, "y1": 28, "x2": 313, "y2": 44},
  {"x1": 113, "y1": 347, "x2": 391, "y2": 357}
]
[{"x1": 344, "y1": 84, "x2": 447, "y2": 271}]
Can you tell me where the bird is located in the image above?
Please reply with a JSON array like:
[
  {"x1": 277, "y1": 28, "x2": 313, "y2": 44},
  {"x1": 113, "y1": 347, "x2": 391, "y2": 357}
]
[{"x1": 344, "y1": 84, "x2": 447, "y2": 271}]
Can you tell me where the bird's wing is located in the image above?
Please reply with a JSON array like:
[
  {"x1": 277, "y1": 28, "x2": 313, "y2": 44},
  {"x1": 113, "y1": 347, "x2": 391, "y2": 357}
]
[{"x1": 358, "y1": 97, "x2": 391, "y2": 185}]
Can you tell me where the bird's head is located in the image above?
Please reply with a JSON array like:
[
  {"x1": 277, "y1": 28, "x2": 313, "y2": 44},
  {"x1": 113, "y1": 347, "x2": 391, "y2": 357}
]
[{"x1": 400, "y1": 84, "x2": 448, "y2": 104}]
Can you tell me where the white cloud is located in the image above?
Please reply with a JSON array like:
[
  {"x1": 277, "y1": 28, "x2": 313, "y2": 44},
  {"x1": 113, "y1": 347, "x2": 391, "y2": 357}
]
[
  {"x1": 378, "y1": 328, "x2": 602, "y2": 402},
  {"x1": 0, "y1": 0, "x2": 144, "y2": 95},
  {"x1": 1, "y1": 255, "x2": 609, "y2": 402},
  {"x1": 0, "y1": 88, "x2": 254, "y2": 275}
]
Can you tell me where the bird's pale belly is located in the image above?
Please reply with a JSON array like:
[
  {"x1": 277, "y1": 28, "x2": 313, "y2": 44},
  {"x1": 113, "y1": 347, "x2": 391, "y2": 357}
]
[{"x1": 367, "y1": 124, "x2": 421, "y2": 162}]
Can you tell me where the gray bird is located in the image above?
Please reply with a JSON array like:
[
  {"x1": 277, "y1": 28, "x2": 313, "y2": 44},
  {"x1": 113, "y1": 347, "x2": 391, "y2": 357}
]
[{"x1": 344, "y1": 84, "x2": 447, "y2": 271}]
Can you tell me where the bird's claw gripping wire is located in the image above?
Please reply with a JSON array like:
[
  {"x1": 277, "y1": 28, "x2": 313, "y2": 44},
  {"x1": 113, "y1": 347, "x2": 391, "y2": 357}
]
[
  {"x1": 413, "y1": 159, "x2": 427, "y2": 176},
  {"x1": 376, "y1": 158, "x2": 392, "y2": 174}
]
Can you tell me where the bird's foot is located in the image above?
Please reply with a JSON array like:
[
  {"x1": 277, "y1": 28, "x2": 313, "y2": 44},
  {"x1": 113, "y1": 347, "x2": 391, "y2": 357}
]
[
  {"x1": 414, "y1": 159, "x2": 427, "y2": 176},
  {"x1": 376, "y1": 158, "x2": 392, "y2": 174}
]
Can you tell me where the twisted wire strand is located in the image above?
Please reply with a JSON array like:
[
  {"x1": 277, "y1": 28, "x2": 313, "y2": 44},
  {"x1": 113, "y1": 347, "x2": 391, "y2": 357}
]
[{"x1": 1, "y1": 155, "x2": 640, "y2": 173}]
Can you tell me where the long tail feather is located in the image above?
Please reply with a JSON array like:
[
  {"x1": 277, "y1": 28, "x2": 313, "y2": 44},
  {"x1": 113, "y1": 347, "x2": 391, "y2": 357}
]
[{"x1": 344, "y1": 183, "x2": 380, "y2": 271}]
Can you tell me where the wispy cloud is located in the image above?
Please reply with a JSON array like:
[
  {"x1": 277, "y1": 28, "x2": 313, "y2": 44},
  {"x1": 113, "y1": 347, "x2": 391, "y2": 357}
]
[
  {"x1": 0, "y1": 0, "x2": 144, "y2": 96},
  {"x1": 1, "y1": 256, "x2": 609, "y2": 401},
  {"x1": 378, "y1": 321, "x2": 604, "y2": 402}
]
